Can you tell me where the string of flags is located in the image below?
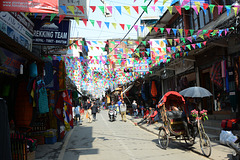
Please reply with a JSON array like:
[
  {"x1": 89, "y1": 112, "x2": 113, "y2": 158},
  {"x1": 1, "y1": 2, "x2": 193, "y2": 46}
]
[
  {"x1": 31, "y1": 2, "x2": 240, "y2": 23},
  {"x1": 58, "y1": 3, "x2": 239, "y2": 16},
  {"x1": 68, "y1": 27, "x2": 233, "y2": 56}
]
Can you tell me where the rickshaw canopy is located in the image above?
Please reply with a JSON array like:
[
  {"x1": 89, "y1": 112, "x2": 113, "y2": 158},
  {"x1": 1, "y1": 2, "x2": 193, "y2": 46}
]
[{"x1": 158, "y1": 91, "x2": 185, "y2": 108}]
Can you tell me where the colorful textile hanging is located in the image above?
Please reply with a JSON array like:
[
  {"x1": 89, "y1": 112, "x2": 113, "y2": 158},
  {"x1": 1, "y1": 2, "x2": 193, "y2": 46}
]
[
  {"x1": 62, "y1": 90, "x2": 73, "y2": 130},
  {"x1": 59, "y1": 60, "x2": 66, "y2": 91},
  {"x1": 210, "y1": 62, "x2": 223, "y2": 88},
  {"x1": 151, "y1": 81, "x2": 158, "y2": 98}
]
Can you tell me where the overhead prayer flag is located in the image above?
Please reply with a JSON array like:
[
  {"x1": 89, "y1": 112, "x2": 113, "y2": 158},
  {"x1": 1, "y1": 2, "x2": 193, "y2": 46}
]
[
  {"x1": 124, "y1": 6, "x2": 131, "y2": 15},
  {"x1": 115, "y1": 6, "x2": 122, "y2": 15},
  {"x1": 133, "y1": 6, "x2": 139, "y2": 14},
  {"x1": 68, "y1": 6, "x2": 75, "y2": 15},
  {"x1": 120, "y1": 24, "x2": 125, "y2": 30},
  {"x1": 106, "y1": 6, "x2": 112, "y2": 14},
  {"x1": 141, "y1": 6, "x2": 148, "y2": 14},
  {"x1": 97, "y1": 21, "x2": 102, "y2": 28},
  {"x1": 90, "y1": 6, "x2": 96, "y2": 12},
  {"x1": 77, "y1": 6, "x2": 84, "y2": 14},
  {"x1": 60, "y1": 6, "x2": 67, "y2": 14},
  {"x1": 105, "y1": 22, "x2": 110, "y2": 28},
  {"x1": 74, "y1": 17, "x2": 80, "y2": 25},
  {"x1": 99, "y1": 6, "x2": 105, "y2": 14},
  {"x1": 90, "y1": 19, "x2": 95, "y2": 26}
]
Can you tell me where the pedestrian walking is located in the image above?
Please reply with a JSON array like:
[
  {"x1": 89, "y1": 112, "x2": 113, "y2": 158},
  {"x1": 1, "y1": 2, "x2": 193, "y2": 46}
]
[
  {"x1": 117, "y1": 99, "x2": 122, "y2": 113},
  {"x1": 132, "y1": 100, "x2": 138, "y2": 117},
  {"x1": 91, "y1": 101, "x2": 98, "y2": 121},
  {"x1": 74, "y1": 105, "x2": 80, "y2": 125},
  {"x1": 120, "y1": 100, "x2": 127, "y2": 122},
  {"x1": 139, "y1": 101, "x2": 145, "y2": 117},
  {"x1": 87, "y1": 101, "x2": 93, "y2": 123}
]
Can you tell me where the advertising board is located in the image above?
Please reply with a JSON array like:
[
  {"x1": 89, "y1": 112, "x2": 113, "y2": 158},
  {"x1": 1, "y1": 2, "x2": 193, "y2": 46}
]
[
  {"x1": 0, "y1": 12, "x2": 33, "y2": 51},
  {"x1": 0, "y1": 0, "x2": 58, "y2": 13},
  {"x1": 33, "y1": 19, "x2": 70, "y2": 46}
]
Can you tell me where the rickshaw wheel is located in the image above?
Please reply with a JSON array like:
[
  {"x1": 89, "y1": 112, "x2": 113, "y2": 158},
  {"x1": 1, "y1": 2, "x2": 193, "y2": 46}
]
[
  {"x1": 158, "y1": 127, "x2": 169, "y2": 149},
  {"x1": 200, "y1": 132, "x2": 211, "y2": 157}
]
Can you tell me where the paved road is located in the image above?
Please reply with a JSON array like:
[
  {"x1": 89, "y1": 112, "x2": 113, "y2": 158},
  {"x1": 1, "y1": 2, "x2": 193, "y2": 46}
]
[{"x1": 61, "y1": 110, "x2": 208, "y2": 160}]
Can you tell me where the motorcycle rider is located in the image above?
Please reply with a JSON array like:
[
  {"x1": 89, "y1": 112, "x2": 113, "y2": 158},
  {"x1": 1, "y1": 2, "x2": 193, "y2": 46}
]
[{"x1": 108, "y1": 101, "x2": 117, "y2": 120}]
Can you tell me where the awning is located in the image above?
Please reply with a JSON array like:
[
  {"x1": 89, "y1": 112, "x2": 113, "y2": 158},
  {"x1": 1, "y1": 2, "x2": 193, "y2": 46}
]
[{"x1": 121, "y1": 84, "x2": 134, "y2": 95}]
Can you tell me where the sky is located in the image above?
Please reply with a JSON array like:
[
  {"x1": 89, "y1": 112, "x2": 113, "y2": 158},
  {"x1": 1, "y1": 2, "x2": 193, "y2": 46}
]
[{"x1": 70, "y1": 0, "x2": 171, "y2": 41}]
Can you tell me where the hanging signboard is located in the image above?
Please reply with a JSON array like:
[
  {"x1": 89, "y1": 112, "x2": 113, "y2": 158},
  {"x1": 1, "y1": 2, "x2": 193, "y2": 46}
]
[
  {"x1": 150, "y1": 38, "x2": 166, "y2": 60},
  {"x1": 0, "y1": 47, "x2": 26, "y2": 77},
  {"x1": 59, "y1": 0, "x2": 90, "y2": 19},
  {"x1": 0, "y1": 0, "x2": 58, "y2": 14},
  {"x1": 0, "y1": 12, "x2": 33, "y2": 51},
  {"x1": 32, "y1": 19, "x2": 70, "y2": 46}
]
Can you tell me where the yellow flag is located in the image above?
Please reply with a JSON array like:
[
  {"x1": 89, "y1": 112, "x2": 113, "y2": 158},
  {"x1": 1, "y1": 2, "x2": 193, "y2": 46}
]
[
  {"x1": 194, "y1": 2, "x2": 201, "y2": 13},
  {"x1": 163, "y1": 0, "x2": 168, "y2": 5},
  {"x1": 124, "y1": 6, "x2": 131, "y2": 15},
  {"x1": 233, "y1": 7, "x2": 238, "y2": 16},
  {"x1": 167, "y1": 6, "x2": 173, "y2": 15},
  {"x1": 74, "y1": 17, "x2": 79, "y2": 25},
  {"x1": 136, "y1": 52, "x2": 140, "y2": 57},
  {"x1": 199, "y1": 35, "x2": 205, "y2": 40},
  {"x1": 147, "y1": 27, "x2": 152, "y2": 33},
  {"x1": 168, "y1": 39, "x2": 173, "y2": 46},
  {"x1": 112, "y1": 23, "x2": 117, "y2": 29},
  {"x1": 68, "y1": 6, "x2": 75, "y2": 15},
  {"x1": 160, "y1": 41, "x2": 164, "y2": 47},
  {"x1": 90, "y1": 46, "x2": 94, "y2": 50}
]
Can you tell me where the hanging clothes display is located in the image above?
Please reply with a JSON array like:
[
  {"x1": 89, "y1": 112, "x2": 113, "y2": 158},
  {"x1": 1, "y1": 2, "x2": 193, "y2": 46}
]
[
  {"x1": 44, "y1": 61, "x2": 54, "y2": 89},
  {"x1": 52, "y1": 60, "x2": 60, "y2": 91},
  {"x1": 0, "y1": 98, "x2": 12, "y2": 160},
  {"x1": 37, "y1": 80, "x2": 49, "y2": 114},
  {"x1": 62, "y1": 90, "x2": 73, "y2": 131},
  {"x1": 210, "y1": 62, "x2": 223, "y2": 88},
  {"x1": 151, "y1": 81, "x2": 158, "y2": 105},
  {"x1": 59, "y1": 60, "x2": 66, "y2": 91}
]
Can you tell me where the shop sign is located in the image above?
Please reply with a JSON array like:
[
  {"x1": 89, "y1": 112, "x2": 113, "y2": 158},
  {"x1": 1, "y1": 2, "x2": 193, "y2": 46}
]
[
  {"x1": 59, "y1": 0, "x2": 90, "y2": 19},
  {"x1": 0, "y1": 47, "x2": 26, "y2": 77},
  {"x1": 33, "y1": 19, "x2": 70, "y2": 46},
  {"x1": 0, "y1": 0, "x2": 58, "y2": 14},
  {"x1": 0, "y1": 12, "x2": 33, "y2": 51}
]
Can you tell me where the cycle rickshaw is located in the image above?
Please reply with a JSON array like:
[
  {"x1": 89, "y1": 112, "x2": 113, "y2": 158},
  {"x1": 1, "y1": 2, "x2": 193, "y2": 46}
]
[{"x1": 157, "y1": 91, "x2": 211, "y2": 157}]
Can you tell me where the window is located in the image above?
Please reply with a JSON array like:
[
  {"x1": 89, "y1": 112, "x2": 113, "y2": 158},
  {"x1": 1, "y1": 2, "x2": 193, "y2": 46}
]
[
  {"x1": 193, "y1": 11, "x2": 199, "y2": 30},
  {"x1": 190, "y1": 7, "x2": 213, "y2": 31},
  {"x1": 170, "y1": 15, "x2": 184, "y2": 42}
]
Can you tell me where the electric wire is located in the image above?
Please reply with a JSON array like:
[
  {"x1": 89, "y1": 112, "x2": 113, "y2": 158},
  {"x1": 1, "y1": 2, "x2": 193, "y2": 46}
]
[{"x1": 110, "y1": 0, "x2": 154, "y2": 53}]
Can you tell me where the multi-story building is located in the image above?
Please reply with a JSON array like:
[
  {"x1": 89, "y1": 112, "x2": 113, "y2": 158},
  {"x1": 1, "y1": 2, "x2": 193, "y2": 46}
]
[{"x1": 135, "y1": 0, "x2": 240, "y2": 118}]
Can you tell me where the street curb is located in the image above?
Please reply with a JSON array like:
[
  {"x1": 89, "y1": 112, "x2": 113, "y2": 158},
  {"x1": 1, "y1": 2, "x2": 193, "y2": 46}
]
[{"x1": 57, "y1": 126, "x2": 75, "y2": 160}]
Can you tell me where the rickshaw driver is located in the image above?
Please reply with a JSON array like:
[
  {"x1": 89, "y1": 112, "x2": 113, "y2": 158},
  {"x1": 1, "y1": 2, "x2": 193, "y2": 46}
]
[{"x1": 181, "y1": 97, "x2": 197, "y2": 139}]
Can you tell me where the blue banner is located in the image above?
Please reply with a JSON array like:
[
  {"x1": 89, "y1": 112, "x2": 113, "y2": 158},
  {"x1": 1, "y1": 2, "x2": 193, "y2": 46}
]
[{"x1": 33, "y1": 20, "x2": 70, "y2": 46}]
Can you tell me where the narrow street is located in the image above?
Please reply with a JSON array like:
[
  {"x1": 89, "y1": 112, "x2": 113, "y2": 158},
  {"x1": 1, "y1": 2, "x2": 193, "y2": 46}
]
[{"x1": 60, "y1": 110, "x2": 208, "y2": 160}]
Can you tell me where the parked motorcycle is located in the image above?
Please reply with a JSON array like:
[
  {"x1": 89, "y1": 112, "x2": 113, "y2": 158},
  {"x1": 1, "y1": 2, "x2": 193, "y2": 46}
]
[{"x1": 109, "y1": 109, "x2": 117, "y2": 122}]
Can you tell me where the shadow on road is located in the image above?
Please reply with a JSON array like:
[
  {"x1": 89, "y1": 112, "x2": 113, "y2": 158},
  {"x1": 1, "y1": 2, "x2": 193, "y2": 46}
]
[{"x1": 63, "y1": 125, "x2": 99, "y2": 160}]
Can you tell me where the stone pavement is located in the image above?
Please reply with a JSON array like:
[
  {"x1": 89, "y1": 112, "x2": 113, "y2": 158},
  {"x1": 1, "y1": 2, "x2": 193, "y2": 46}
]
[{"x1": 126, "y1": 114, "x2": 235, "y2": 160}]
